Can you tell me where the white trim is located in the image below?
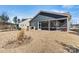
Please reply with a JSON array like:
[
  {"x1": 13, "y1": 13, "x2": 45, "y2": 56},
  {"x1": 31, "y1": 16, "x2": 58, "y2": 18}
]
[
  {"x1": 48, "y1": 20, "x2": 50, "y2": 31},
  {"x1": 38, "y1": 21, "x2": 39, "y2": 30},
  {"x1": 67, "y1": 18, "x2": 70, "y2": 32}
]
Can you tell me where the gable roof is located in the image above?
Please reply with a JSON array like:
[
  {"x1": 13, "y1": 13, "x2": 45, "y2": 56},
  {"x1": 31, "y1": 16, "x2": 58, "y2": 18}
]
[
  {"x1": 30, "y1": 11, "x2": 71, "y2": 22},
  {"x1": 19, "y1": 18, "x2": 32, "y2": 24},
  {"x1": 40, "y1": 11, "x2": 70, "y2": 17}
]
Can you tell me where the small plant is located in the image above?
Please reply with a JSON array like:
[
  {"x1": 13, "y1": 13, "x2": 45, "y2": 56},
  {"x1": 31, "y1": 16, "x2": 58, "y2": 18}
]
[
  {"x1": 17, "y1": 29, "x2": 25, "y2": 42},
  {"x1": 2, "y1": 29, "x2": 33, "y2": 49}
]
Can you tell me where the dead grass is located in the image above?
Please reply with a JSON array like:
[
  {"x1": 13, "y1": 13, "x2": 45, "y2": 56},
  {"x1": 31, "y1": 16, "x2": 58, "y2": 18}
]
[
  {"x1": 55, "y1": 40, "x2": 79, "y2": 53},
  {"x1": 0, "y1": 30, "x2": 79, "y2": 53},
  {"x1": 2, "y1": 29, "x2": 32, "y2": 49}
]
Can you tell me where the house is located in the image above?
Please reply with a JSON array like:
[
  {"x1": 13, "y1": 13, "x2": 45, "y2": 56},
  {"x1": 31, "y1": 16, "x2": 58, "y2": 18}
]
[
  {"x1": 70, "y1": 24, "x2": 79, "y2": 31},
  {"x1": 19, "y1": 18, "x2": 32, "y2": 30},
  {"x1": 30, "y1": 11, "x2": 71, "y2": 32},
  {"x1": 0, "y1": 16, "x2": 17, "y2": 31},
  {"x1": 19, "y1": 11, "x2": 71, "y2": 32},
  {"x1": 71, "y1": 24, "x2": 79, "y2": 28},
  {"x1": 0, "y1": 21, "x2": 16, "y2": 31}
]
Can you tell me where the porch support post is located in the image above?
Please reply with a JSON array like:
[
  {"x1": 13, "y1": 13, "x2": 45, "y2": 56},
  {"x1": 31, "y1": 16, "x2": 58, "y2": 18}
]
[
  {"x1": 56, "y1": 20, "x2": 57, "y2": 30},
  {"x1": 67, "y1": 18, "x2": 70, "y2": 32},
  {"x1": 38, "y1": 21, "x2": 39, "y2": 30},
  {"x1": 48, "y1": 20, "x2": 50, "y2": 31}
]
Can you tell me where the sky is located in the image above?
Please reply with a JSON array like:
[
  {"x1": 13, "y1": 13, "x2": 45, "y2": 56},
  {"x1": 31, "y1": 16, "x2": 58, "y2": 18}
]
[{"x1": 0, "y1": 5, "x2": 79, "y2": 24}]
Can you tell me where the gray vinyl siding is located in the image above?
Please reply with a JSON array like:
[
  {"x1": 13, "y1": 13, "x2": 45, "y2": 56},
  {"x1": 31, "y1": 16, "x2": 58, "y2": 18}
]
[
  {"x1": 30, "y1": 14, "x2": 67, "y2": 29},
  {"x1": 31, "y1": 14, "x2": 67, "y2": 22},
  {"x1": 30, "y1": 21, "x2": 38, "y2": 29},
  {"x1": 30, "y1": 13, "x2": 67, "y2": 29},
  {"x1": 33, "y1": 15, "x2": 56, "y2": 21},
  {"x1": 30, "y1": 14, "x2": 56, "y2": 29}
]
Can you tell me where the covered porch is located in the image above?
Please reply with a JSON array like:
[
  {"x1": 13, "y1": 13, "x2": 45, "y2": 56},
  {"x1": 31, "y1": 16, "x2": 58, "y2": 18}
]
[{"x1": 38, "y1": 19, "x2": 68, "y2": 31}]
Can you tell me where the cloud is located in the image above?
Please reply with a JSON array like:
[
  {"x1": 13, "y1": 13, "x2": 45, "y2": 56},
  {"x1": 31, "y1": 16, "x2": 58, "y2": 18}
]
[
  {"x1": 62, "y1": 5, "x2": 74, "y2": 9},
  {"x1": 51, "y1": 10, "x2": 66, "y2": 13},
  {"x1": 43, "y1": 9, "x2": 66, "y2": 13}
]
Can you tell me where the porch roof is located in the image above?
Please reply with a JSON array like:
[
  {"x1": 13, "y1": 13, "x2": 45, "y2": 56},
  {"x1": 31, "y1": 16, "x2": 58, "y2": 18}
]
[{"x1": 30, "y1": 10, "x2": 71, "y2": 22}]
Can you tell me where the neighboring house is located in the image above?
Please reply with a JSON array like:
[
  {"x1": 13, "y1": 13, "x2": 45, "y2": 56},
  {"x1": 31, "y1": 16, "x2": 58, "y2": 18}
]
[
  {"x1": 70, "y1": 24, "x2": 79, "y2": 30},
  {"x1": 19, "y1": 18, "x2": 32, "y2": 30},
  {"x1": 30, "y1": 11, "x2": 71, "y2": 32},
  {"x1": 0, "y1": 16, "x2": 16, "y2": 31},
  {"x1": 0, "y1": 21, "x2": 16, "y2": 31}
]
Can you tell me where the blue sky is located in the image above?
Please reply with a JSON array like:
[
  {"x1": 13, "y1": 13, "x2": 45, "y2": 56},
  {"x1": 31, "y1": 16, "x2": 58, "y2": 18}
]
[{"x1": 0, "y1": 5, "x2": 79, "y2": 24}]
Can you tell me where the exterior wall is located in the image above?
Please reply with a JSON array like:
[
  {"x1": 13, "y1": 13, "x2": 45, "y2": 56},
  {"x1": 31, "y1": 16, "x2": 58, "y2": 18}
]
[
  {"x1": 30, "y1": 14, "x2": 68, "y2": 31},
  {"x1": 19, "y1": 19, "x2": 31, "y2": 29},
  {"x1": 19, "y1": 21, "x2": 29, "y2": 29},
  {"x1": 31, "y1": 14, "x2": 67, "y2": 22},
  {"x1": 30, "y1": 21, "x2": 38, "y2": 29}
]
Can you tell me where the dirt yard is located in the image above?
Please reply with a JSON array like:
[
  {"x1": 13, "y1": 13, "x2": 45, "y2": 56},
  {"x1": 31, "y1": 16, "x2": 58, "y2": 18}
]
[{"x1": 0, "y1": 30, "x2": 79, "y2": 53}]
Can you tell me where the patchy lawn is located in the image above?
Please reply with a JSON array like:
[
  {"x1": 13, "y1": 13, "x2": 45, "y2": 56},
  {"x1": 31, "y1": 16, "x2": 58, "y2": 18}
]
[{"x1": 0, "y1": 30, "x2": 79, "y2": 53}]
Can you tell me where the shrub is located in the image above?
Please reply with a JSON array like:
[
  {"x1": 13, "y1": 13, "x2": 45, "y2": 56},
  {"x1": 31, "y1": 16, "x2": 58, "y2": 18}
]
[
  {"x1": 2, "y1": 29, "x2": 32, "y2": 49},
  {"x1": 17, "y1": 29, "x2": 25, "y2": 42}
]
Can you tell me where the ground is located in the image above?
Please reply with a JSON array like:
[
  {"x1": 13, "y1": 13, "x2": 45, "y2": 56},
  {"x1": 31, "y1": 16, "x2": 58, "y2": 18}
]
[{"x1": 0, "y1": 30, "x2": 79, "y2": 53}]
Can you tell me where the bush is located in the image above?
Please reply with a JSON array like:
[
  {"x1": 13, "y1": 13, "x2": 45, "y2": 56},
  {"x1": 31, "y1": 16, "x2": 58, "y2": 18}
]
[
  {"x1": 17, "y1": 29, "x2": 25, "y2": 42},
  {"x1": 18, "y1": 28, "x2": 21, "y2": 30},
  {"x1": 2, "y1": 29, "x2": 32, "y2": 49}
]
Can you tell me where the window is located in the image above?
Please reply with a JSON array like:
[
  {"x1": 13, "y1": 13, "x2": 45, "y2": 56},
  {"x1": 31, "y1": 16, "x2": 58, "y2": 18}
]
[
  {"x1": 31, "y1": 27, "x2": 34, "y2": 29},
  {"x1": 39, "y1": 22, "x2": 41, "y2": 29}
]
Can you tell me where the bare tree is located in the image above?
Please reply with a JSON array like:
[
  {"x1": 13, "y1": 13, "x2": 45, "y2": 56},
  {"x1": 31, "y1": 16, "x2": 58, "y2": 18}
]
[
  {"x1": 0, "y1": 12, "x2": 9, "y2": 22},
  {"x1": 13, "y1": 16, "x2": 18, "y2": 24}
]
